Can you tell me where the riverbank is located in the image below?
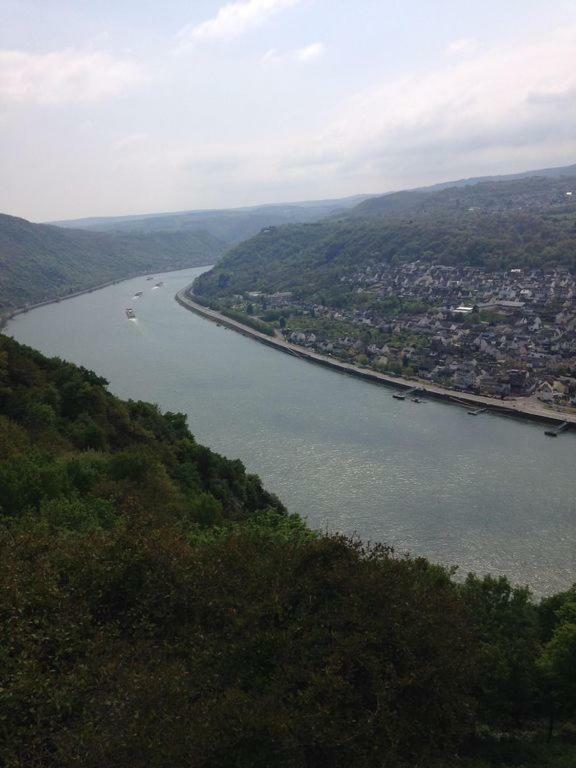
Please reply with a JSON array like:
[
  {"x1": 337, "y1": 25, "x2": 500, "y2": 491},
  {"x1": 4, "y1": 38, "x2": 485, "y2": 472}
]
[
  {"x1": 0, "y1": 278, "x2": 128, "y2": 332},
  {"x1": 176, "y1": 286, "x2": 576, "y2": 429}
]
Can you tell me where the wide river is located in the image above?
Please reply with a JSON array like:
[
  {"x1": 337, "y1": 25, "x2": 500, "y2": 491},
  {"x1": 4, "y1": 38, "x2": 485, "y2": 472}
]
[{"x1": 6, "y1": 267, "x2": 576, "y2": 594}]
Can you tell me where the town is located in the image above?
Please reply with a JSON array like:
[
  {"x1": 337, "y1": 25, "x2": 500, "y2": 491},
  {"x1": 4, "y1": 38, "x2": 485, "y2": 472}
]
[{"x1": 237, "y1": 262, "x2": 576, "y2": 411}]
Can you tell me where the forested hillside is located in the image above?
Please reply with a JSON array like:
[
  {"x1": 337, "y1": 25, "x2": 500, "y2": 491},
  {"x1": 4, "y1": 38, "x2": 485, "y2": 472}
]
[
  {"x1": 194, "y1": 211, "x2": 576, "y2": 304},
  {"x1": 0, "y1": 213, "x2": 224, "y2": 316},
  {"x1": 1, "y1": 336, "x2": 575, "y2": 767}
]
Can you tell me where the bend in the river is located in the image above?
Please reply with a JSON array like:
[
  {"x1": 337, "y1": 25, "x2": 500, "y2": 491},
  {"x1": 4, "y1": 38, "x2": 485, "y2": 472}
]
[{"x1": 6, "y1": 266, "x2": 576, "y2": 595}]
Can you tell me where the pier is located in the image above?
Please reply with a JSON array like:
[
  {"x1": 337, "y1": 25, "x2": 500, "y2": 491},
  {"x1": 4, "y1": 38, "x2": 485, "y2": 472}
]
[
  {"x1": 392, "y1": 387, "x2": 423, "y2": 402},
  {"x1": 545, "y1": 422, "x2": 571, "y2": 438}
]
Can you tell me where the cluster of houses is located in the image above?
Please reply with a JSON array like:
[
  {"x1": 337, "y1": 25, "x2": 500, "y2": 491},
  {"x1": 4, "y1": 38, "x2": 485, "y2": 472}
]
[{"x1": 235, "y1": 263, "x2": 576, "y2": 409}]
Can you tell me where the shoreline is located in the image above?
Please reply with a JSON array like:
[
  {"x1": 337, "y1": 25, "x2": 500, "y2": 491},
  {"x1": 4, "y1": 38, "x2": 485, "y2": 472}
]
[
  {"x1": 176, "y1": 286, "x2": 576, "y2": 429},
  {"x1": 0, "y1": 264, "x2": 214, "y2": 333}
]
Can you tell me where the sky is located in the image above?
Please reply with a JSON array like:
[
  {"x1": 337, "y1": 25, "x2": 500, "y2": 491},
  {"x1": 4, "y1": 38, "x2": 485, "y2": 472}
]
[{"x1": 1, "y1": 0, "x2": 576, "y2": 221}]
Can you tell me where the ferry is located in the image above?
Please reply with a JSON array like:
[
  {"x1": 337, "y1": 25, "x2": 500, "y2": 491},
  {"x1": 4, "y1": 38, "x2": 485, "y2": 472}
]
[{"x1": 125, "y1": 308, "x2": 136, "y2": 319}]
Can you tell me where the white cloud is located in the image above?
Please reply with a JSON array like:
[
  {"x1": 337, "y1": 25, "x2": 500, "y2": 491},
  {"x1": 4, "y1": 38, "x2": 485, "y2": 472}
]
[
  {"x1": 295, "y1": 42, "x2": 325, "y2": 62},
  {"x1": 261, "y1": 48, "x2": 280, "y2": 64},
  {"x1": 114, "y1": 133, "x2": 149, "y2": 152},
  {"x1": 262, "y1": 41, "x2": 325, "y2": 65},
  {"x1": 445, "y1": 37, "x2": 478, "y2": 57},
  {"x1": 114, "y1": 27, "x2": 576, "y2": 213},
  {"x1": 318, "y1": 27, "x2": 576, "y2": 183},
  {"x1": 0, "y1": 49, "x2": 141, "y2": 105},
  {"x1": 178, "y1": 0, "x2": 302, "y2": 44}
]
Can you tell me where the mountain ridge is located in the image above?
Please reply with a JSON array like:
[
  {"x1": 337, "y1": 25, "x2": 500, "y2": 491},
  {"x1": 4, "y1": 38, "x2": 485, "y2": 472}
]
[
  {"x1": 49, "y1": 195, "x2": 374, "y2": 246},
  {"x1": 353, "y1": 166, "x2": 576, "y2": 219},
  {"x1": 49, "y1": 162, "x2": 576, "y2": 237}
]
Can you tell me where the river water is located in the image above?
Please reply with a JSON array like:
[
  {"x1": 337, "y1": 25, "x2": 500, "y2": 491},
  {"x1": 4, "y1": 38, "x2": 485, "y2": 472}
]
[{"x1": 6, "y1": 267, "x2": 576, "y2": 594}]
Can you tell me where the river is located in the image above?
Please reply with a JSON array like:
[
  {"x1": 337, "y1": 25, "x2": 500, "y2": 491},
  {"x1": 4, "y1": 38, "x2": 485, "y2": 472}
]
[{"x1": 6, "y1": 266, "x2": 576, "y2": 594}]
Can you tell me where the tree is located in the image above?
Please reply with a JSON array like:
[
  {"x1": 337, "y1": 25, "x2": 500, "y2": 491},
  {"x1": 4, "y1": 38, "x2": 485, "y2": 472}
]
[
  {"x1": 0, "y1": 530, "x2": 476, "y2": 768},
  {"x1": 460, "y1": 574, "x2": 540, "y2": 726},
  {"x1": 538, "y1": 599, "x2": 576, "y2": 739}
]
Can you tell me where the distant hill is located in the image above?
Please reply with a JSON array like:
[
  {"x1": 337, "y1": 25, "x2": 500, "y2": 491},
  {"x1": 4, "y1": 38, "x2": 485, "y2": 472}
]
[
  {"x1": 0, "y1": 213, "x2": 224, "y2": 316},
  {"x1": 50, "y1": 196, "x2": 373, "y2": 246},
  {"x1": 50, "y1": 163, "x2": 576, "y2": 240},
  {"x1": 353, "y1": 165, "x2": 576, "y2": 219},
  {"x1": 423, "y1": 162, "x2": 576, "y2": 191}
]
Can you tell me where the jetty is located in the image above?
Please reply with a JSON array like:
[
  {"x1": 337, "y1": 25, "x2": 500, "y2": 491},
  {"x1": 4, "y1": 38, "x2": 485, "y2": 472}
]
[
  {"x1": 544, "y1": 422, "x2": 571, "y2": 438},
  {"x1": 393, "y1": 387, "x2": 421, "y2": 402}
]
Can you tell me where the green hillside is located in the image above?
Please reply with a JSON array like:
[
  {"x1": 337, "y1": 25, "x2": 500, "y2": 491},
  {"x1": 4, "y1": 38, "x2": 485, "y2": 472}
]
[
  {"x1": 0, "y1": 213, "x2": 224, "y2": 316},
  {"x1": 1, "y1": 336, "x2": 575, "y2": 767}
]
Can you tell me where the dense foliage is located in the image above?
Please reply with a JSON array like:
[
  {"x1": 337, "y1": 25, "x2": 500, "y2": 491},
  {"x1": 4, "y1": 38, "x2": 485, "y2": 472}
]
[
  {"x1": 219, "y1": 306, "x2": 276, "y2": 335},
  {"x1": 0, "y1": 335, "x2": 282, "y2": 527},
  {"x1": 0, "y1": 339, "x2": 574, "y2": 767},
  {"x1": 0, "y1": 213, "x2": 224, "y2": 316}
]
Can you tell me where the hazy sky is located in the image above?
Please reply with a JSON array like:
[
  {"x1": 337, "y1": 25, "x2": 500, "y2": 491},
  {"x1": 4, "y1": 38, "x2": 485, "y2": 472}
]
[{"x1": 1, "y1": 0, "x2": 576, "y2": 221}]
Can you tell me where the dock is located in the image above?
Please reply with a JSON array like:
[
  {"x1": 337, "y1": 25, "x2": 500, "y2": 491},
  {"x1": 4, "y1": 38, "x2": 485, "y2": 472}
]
[
  {"x1": 544, "y1": 422, "x2": 571, "y2": 438},
  {"x1": 393, "y1": 387, "x2": 422, "y2": 402}
]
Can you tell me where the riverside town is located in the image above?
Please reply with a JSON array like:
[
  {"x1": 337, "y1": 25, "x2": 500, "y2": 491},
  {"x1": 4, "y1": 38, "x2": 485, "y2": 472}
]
[{"x1": 233, "y1": 263, "x2": 576, "y2": 411}]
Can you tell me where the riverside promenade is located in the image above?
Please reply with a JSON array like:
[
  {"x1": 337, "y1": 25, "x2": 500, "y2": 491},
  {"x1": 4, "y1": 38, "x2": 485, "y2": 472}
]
[{"x1": 176, "y1": 286, "x2": 576, "y2": 429}]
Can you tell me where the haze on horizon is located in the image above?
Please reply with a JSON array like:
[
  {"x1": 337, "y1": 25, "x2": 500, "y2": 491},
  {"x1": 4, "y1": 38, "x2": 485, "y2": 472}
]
[{"x1": 1, "y1": 0, "x2": 576, "y2": 222}]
